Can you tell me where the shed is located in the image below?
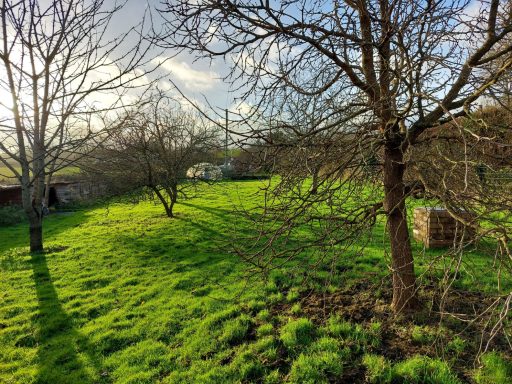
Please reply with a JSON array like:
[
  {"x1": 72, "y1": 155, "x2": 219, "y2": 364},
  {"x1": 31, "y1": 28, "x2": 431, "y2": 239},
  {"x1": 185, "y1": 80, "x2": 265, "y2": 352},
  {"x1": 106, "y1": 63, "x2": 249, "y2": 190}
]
[{"x1": 0, "y1": 185, "x2": 23, "y2": 206}]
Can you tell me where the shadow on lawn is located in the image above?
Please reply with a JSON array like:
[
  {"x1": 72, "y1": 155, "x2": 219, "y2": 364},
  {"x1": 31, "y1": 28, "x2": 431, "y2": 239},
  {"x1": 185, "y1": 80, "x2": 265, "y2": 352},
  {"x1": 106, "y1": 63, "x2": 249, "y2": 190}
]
[
  {"x1": 30, "y1": 251, "x2": 108, "y2": 384},
  {"x1": 180, "y1": 201, "x2": 233, "y2": 218},
  {"x1": 180, "y1": 201, "x2": 255, "y2": 235},
  {"x1": 0, "y1": 210, "x2": 88, "y2": 253}
]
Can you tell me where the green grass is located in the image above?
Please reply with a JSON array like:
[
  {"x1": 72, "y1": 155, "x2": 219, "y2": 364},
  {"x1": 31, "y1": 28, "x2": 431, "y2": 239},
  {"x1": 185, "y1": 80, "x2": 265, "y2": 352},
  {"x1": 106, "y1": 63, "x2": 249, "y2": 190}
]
[
  {"x1": 0, "y1": 180, "x2": 510, "y2": 383},
  {"x1": 0, "y1": 164, "x2": 81, "y2": 186},
  {"x1": 363, "y1": 354, "x2": 463, "y2": 384},
  {"x1": 474, "y1": 352, "x2": 512, "y2": 384}
]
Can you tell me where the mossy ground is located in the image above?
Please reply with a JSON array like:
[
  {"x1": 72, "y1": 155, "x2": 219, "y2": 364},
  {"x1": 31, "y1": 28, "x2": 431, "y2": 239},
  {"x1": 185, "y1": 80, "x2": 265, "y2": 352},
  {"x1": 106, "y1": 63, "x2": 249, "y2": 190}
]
[{"x1": 0, "y1": 181, "x2": 510, "y2": 383}]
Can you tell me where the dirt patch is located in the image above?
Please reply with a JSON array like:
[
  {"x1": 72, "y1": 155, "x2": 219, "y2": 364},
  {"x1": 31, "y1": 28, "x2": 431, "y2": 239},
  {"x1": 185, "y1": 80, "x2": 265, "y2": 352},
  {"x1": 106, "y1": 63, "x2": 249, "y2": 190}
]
[{"x1": 271, "y1": 281, "x2": 510, "y2": 382}]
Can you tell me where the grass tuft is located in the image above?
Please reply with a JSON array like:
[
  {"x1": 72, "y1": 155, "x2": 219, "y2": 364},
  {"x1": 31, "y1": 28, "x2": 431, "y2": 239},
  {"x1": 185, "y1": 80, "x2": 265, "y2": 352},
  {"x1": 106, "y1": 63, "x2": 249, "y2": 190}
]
[
  {"x1": 474, "y1": 352, "x2": 512, "y2": 384},
  {"x1": 279, "y1": 318, "x2": 316, "y2": 351}
]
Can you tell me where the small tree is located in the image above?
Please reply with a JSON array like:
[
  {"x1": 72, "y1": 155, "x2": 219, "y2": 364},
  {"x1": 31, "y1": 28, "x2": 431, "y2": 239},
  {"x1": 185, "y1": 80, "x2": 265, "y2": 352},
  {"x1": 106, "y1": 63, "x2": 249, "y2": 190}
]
[
  {"x1": 86, "y1": 95, "x2": 219, "y2": 218},
  {"x1": 0, "y1": 0, "x2": 159, "y2": 252}
]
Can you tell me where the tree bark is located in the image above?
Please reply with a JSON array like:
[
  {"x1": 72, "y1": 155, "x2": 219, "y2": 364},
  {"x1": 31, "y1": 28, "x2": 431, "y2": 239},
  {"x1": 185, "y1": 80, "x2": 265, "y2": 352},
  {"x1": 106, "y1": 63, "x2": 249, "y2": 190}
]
[
  {"x1": 21, "y1": 182, "x2": 43, "y2": 253},
  {"x1": 167, "y1": 184, "x2": 178, "y2": 218},
  {"x1": 152, "y1": 186, "x2": 174, "y2": 218},
  {"x1": 383, "y1": 143, "x2": 418, "y2": 312},
  {"x1": 29, "y1": 217, "x2": 43, "y2": 253},
  {"x1": 310, "y1": 166, "x2": 320, "y2": 195},
  {"x1": 44, "y1": 171, "x2": 54, "y2": 209}
]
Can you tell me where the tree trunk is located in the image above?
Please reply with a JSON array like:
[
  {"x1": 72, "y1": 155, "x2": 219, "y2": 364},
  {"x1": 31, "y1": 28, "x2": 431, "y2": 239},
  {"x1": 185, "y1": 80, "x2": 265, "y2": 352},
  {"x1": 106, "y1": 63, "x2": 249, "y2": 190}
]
[
  {"x1": 44, "y1": 172, "x2": 53, "y2": 209},
  {"x1": 169, "y1": 185, "x2": 177, "y2": 218},
  {"x1": 311, "y1": 166, "x2": 320, "y2": 194},
  {"x1": 152, "y1": 187, "x2": 174, "y2": 218},
  {"x1": 21, "y1": 182, "x2": 43, "y2": 253},
  {"x1": 383, "y1": 143, "x2": 417, "y2": 312},
  {"x1": 29, "y1": 216, "x2": 43, "y2": 253}
]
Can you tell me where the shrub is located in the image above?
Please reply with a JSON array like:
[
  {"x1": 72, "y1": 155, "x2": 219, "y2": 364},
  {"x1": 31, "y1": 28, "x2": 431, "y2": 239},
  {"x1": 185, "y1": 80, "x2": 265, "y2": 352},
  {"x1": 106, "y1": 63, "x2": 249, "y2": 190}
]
[
  {"x1": 0, "y1": 205, "x2": 25, "y2": 227},
  {"x1": 474, "y1": 352, "x2": 512, "y2": 384},
  {"x1": 280, "y1": 318, "x2": 316, "y2": 351}
]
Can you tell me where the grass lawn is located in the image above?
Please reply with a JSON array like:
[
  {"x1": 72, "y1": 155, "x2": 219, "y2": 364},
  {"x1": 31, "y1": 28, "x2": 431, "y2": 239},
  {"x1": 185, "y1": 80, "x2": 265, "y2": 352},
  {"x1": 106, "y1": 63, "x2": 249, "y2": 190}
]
[
  {"x1": 0, "y1": 165, "x2": 80, "y2": 185},
  {"x1": 0, "y1": 181, "x2": 511, "y2": 383}
]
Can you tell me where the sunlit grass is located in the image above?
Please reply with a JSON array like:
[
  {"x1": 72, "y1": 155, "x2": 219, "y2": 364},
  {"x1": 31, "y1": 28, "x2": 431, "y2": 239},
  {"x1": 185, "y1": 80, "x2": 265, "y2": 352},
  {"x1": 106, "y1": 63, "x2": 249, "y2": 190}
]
[{"x1": 0, "y1": 180, "x2": 509, "y2": 383}]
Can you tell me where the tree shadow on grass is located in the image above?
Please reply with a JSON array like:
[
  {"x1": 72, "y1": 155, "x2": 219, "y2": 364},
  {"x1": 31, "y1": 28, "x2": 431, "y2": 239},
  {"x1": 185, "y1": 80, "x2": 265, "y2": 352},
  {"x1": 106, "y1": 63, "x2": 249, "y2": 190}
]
[
  {"x1": 30, "y1": 251, "x2": 109, "y2": 384},
  {"x1": 180, "y1": 201, "x2": 233, "y2": 218},
  {"x1": 0, "y1": 210, "x2": 88, "y2": 253},
  {"x1": 179, "y1": 201, "x2": 255, "y2": 236}
]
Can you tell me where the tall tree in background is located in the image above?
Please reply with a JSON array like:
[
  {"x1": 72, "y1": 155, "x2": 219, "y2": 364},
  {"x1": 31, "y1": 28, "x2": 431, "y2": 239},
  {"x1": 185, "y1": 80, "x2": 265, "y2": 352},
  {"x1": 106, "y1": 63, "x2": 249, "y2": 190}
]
[
  {"x1": 160, "y1": 0, "x2": 512, "y2": 311},
  {"x1": 0, "y1": 0, "x2": 159, "y2": 252}
]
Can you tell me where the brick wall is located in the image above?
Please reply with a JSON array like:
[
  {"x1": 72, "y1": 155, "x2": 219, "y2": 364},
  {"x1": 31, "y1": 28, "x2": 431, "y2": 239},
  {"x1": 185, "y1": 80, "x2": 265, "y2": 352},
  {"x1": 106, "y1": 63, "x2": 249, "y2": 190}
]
[{"x1": 413, "y1": 207, "x2": 475, "y2": 248}]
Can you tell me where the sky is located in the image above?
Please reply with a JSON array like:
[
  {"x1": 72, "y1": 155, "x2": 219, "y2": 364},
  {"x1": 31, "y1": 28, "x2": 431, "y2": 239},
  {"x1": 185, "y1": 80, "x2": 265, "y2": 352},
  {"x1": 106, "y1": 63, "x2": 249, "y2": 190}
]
[
  {"x1": 0, "y1": 0, "x2": 244, "y2": 126},
  {"x1": 0, "y1": 0, "x2": 490, "y2": 129},
  {"x1": 121, "y1": 0, "x2": 486, "y2": 116},
  {"x1": 114, "y1": 0, "x2": 243, "y2": 116}
]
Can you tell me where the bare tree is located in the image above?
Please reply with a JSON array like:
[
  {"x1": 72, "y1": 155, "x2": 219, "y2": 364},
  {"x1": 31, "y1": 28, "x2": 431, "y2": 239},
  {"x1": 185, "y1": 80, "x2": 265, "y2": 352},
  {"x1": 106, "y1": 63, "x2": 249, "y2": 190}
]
[
  {"x1": 84, "y1": 94, "x2": 219, "y2": 218},
  {"x1": 160, "y1": 0, "x2": 512, "y2": 312},
  {"x1": 0, "y1": 0, "x2": 161, "y2": 252}
]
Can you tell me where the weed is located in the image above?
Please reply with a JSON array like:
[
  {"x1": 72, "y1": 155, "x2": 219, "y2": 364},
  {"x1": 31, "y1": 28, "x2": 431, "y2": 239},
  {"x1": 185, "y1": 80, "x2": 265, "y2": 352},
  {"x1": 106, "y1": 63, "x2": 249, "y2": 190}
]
[
  {"x1": 290, "y1": 303, "x2": 301, "y2": 315},
  {"x1": 393, "y1": 355, "x2": 462, "y2": 384},
  {"x1": 446, "y1": 336, "x2": 466, "y2": 357},
  {"x1": 229, "y1": 350, "x2": 265, "y2": 382},
  {"x1": 322, "y1": 316, "x2": 380, "y2": 350},
  {"x1": 323, "y1": 315, "x2": 353, "y2": 338},
  {"x1": 411, "y1": 325, "x2": 436, "y2": 345},
  {"x1": 308, "y1": 336, "x2": 342, "y2": 353},
  {"x1": 264, "y1": 369, "x2": 281, "y2": 384},
  {"x1": 251, "y1": 336, "x2": 278, "y2": 360},
  {"x1": 286, "y1": 288, "x2": 300, "y2": 303},
  {"x1": 474, "y1": 352, "x2": 512, "y2": 384},
  {"x1": 268, "y1": 292, "x2": 284, "y2": 304},
  {"x1": 220, "y1": 315, "x2": 251, "y2": 345}
]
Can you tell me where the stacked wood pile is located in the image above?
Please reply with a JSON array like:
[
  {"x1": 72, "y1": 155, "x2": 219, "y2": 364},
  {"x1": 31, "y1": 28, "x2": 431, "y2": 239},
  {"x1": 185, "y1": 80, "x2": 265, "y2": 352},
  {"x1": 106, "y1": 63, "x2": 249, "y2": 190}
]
[{"x1": 413, "y1": 207, "x2": 475, "y2": 248}]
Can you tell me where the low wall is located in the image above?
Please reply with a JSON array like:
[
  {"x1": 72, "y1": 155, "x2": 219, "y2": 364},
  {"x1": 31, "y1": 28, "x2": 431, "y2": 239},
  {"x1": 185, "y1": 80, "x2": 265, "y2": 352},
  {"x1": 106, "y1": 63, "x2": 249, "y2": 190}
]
[{"x1": 413, "y1": 207, "x2": 475, "y2": 248}]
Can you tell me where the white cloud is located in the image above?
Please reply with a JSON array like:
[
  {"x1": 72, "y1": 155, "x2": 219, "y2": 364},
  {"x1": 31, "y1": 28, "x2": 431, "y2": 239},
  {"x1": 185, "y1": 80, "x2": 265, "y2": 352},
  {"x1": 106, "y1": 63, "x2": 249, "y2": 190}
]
[
  {"x1": 153, "y1": 57, "x2": 220, "y2": 91},
  {"x1": 229, "y1": 101, "x2": 254, "y2": 116}
]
